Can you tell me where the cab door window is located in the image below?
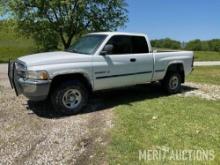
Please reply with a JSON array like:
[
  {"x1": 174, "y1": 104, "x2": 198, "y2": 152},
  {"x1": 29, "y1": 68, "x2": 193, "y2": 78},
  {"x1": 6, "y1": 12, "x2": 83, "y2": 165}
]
[{"x1": 106, "y1": 35, "x2": 132, "y2": 54}]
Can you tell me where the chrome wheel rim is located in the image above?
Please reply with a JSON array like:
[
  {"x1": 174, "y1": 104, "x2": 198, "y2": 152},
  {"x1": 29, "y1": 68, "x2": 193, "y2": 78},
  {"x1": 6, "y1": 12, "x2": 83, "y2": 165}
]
[
  {"x1": 169, "y1": 76, "x2": 179, "y2": 90},
  {"x1": 62, "y1": 89, "x2": 82, "y2": 109}
]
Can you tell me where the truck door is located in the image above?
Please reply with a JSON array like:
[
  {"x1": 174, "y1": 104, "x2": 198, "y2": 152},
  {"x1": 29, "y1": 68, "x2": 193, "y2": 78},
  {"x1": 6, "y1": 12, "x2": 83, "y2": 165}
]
[{"x1": 93, "y1": 35, "x2": 154, "y2": 90}]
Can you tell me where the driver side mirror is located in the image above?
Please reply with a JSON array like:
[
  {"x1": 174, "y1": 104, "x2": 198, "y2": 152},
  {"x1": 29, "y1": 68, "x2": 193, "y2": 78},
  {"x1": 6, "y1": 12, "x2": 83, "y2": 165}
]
[{"x1": 100, "y1": 44, "x2": 114, "y2": 55}]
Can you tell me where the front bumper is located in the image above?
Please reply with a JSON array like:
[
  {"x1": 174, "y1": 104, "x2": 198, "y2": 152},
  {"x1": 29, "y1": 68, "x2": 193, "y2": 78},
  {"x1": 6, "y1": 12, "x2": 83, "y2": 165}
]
[{"x1": 8, "y1": 61, "x2": 51, "y2": 101}]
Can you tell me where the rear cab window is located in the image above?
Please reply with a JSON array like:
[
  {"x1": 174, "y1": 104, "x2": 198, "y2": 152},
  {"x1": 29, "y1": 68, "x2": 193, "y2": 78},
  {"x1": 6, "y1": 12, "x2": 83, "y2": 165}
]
[
  {"x1": 132, "y1": 36, "x2": 149, "y2": 53},
  {"x1": 104, "y1": 35, "x2": 149, "y2": 55}
]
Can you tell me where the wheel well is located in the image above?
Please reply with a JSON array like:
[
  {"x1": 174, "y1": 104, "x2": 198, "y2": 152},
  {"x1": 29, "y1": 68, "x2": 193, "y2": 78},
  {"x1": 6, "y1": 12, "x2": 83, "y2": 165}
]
[
  {"x1": 49, "y1": 73, "x2": 92, "y2": 96},
  {"x1": 166, "y1": 63, "x2": 185, "y2": 83}
]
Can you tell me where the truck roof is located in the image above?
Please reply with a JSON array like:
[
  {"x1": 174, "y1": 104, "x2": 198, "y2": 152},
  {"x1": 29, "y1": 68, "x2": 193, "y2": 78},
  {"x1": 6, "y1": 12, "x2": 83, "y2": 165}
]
[{"x1": 89, "y1": 32, "x2": 147, "y2": 37}]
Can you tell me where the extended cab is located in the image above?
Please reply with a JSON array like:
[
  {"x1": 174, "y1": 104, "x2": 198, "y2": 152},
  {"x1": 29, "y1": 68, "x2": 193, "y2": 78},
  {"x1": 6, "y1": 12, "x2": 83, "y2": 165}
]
[{"x1": 8, "y1": 32, "x2": 194, "y2": 115}]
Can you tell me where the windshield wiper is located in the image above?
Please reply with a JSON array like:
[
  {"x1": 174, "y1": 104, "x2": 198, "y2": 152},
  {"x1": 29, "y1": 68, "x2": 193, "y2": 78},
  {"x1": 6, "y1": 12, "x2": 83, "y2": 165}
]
[{"x1": 65, "y1": 48, "x2": 79, "y2": 54}]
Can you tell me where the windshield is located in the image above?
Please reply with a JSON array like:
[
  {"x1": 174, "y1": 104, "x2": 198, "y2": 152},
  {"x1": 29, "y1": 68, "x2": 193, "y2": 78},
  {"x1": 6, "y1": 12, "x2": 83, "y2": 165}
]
[{"x1": 67, "y1": 34, "x2": 107, "y2": 55}]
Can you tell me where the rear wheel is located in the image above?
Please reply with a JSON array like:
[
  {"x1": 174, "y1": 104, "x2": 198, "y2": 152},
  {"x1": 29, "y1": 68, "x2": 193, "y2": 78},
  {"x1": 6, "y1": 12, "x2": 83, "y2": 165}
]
[
  {"x1": 51, "y1": 80, "x2": 88, "y2": 115},
  {"x1": 161, "y1": 72, "x2": 182, "y2": 94}
]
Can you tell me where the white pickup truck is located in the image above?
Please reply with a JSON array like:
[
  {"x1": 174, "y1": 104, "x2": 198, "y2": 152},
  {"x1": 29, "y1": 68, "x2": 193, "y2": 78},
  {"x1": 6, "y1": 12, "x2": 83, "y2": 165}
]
[{"x1": 8, "y1": 32, "x2": 194, "y2": 115}]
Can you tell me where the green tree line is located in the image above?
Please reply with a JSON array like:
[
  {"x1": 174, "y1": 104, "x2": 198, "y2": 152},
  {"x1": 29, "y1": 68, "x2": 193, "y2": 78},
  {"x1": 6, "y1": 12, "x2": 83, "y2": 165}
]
[
  {"x1": 1, "y1": 0, "x2": 219, "y2": 52},
  {"x1": 0, "y1": 0, "x2": 128, "y2": 50},
  {"x1": 151, "y1": 38, "x2": 220, "y2": 51}
]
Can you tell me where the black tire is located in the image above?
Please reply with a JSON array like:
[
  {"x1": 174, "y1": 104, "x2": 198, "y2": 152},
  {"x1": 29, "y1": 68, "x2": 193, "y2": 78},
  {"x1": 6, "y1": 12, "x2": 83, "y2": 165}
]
[
  {"x1": 51, "y1": 80, "x2": 88, "y2": 115},
  {"x1": 161, "y1": 72, "x2": 182, "y2": 94}
]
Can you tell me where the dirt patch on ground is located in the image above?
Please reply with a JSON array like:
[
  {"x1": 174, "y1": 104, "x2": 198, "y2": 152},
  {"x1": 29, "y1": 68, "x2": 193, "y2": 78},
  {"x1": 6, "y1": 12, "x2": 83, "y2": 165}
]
[
  {"x1": 0, "y1": 79, "x2": 113, "y2": 165},
  {"x1": 180, "y1": 82, "x2": 220, "y2": 100}
]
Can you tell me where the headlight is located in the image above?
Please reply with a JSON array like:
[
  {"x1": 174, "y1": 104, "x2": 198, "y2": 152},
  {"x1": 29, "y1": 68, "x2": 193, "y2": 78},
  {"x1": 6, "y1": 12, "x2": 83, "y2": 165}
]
[{"x1": 26, "y1": 70, "x2": 49, "y2": 80}]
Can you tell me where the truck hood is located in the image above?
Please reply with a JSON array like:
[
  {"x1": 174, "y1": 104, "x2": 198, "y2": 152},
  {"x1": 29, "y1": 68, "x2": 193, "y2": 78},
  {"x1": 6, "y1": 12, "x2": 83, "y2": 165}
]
[{"x1": 18, "y1": 51, "x2": 92, "y2": 67}]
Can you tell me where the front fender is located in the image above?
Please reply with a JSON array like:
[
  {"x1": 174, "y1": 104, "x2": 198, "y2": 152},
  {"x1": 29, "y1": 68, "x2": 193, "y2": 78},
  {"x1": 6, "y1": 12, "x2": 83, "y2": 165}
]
[{"x1": 50, "y1": 69, "x2": 93, "y2": 89}]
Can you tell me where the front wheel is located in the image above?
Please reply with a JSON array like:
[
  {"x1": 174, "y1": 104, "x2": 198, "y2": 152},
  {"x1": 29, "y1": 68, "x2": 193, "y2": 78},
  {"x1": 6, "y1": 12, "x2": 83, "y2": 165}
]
[
  {"x1": 51, "y1": 80, "x2": 88, "y2": 115},
  {"x1": 161, "y1": 72, "x2": 182, "y2": 94}
]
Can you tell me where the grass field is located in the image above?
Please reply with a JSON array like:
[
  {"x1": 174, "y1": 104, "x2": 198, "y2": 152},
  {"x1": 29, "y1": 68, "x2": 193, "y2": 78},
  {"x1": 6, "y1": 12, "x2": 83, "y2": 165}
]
[
  {"x1": 187, "y1": 66, "x2": 220, "y2": 85},
  {"x1": 0, "y1": 25, "x2": 37, "y2": 63},
  {"x1": 194, "y1": 51, "x2": 220, "y2": 61},
  {"x1": 108, "y1": 94, "x2": 220, "y2": 165}
]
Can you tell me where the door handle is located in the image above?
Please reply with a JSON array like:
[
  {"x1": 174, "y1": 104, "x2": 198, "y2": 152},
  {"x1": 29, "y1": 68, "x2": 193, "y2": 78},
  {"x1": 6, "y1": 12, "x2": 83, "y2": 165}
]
[{"x1": 130, "y1": 58, "x2": 136, "y2": 62}]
